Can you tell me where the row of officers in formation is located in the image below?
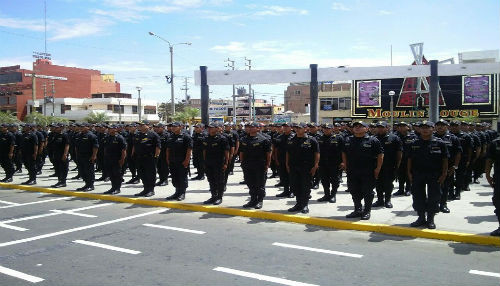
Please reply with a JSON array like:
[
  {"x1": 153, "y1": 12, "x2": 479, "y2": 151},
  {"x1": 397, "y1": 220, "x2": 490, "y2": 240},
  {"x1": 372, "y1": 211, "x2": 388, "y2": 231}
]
[{"x1": 0, "y1": 119, "x2": 499, "y2": 236}]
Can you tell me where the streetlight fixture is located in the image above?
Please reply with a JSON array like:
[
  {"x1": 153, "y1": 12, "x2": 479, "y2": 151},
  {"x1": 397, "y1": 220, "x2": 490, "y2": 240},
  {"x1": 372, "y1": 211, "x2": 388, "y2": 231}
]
[
  {"x1": 148, "y1": 31, "x2": 191, "y2": 118},
  {"x1": 136, "y1": 86, "x2": 142, "y2": 122},
  {"x1": 389, "y1": 90, "x2": 395, "y2": 129}
]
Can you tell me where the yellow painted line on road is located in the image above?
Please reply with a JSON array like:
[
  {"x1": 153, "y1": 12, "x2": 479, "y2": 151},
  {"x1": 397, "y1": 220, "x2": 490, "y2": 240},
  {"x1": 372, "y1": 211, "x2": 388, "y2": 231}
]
[{"x1": 1, "y1": 182, "x2": 499, "y2": 247}]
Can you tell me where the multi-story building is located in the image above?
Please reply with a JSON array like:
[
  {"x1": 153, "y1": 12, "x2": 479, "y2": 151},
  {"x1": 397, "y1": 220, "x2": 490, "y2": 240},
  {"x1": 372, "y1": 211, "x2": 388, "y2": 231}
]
[
  {"x1": 284, "y1": 83, "x2": 310, "y2": 113},
  {"x1": 318, "y1": 83, "x2": 352, "y2": 123}
]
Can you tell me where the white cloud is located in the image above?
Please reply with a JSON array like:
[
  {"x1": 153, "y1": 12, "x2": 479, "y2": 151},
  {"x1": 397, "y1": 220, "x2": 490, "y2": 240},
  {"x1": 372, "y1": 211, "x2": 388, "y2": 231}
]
[
  {"x1": 0, "y1": 57, "x2": 34, "y2": 70},
  {"x1": 199, "y1": 10, "x2": 242, "y2": 21},
  {"x1": 332, "y1": 2, "x2": 351, "y2": 11},
  {"x1": 90, "y1": 61, "x2": 155, "y2": 73},
  {"x1": 378, "y1": 10, "x2": 392, "y2": 15},
  {"x1": 211, "y1": 42, "x2": 246, "y2": 54},
  {"x1": 0, "y1": 17, "x2": 45, "y2": 32},
  {"x1": 254, "y1": 6, "x2": 308, "y2": 16},
  {"x1": 49, "y1": 18, "x2": 112, "y2": 41},
  {"x1": 91, "y1": 9, "x2": 147, "y2": 22}
]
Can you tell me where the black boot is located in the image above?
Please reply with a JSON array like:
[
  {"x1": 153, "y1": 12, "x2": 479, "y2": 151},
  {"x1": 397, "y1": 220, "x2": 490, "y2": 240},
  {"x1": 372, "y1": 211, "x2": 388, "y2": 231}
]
[
  {"x1": 427, "y1": 213, "x2": 436, "y2": 229},
  {"x1": 243, "y1": 196, "x2": 258, "y2": 208},
  {"x1": 317, "y1": 189, "x2": 331, "y2": 202},
  {"x1": 384, "y1": 195, "x2": 393, "y2": 208},
  {"x1": 410, "y1": 212, "x2": 427, "y2": 227},
  {"x1": 372, "y1": 199, "x2": 384, "y2": 208},
  {"x1": 346, "y1": 204, "x2": 363, "y2": 218}
]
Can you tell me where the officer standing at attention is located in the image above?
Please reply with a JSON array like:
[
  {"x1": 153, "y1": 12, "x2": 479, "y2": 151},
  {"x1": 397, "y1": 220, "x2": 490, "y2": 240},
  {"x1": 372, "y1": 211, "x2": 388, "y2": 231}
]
[
  {"x1": 8, "y1": 124, "x2": 23, "y2": 174},
  {"x1": 166, "y1": 122, "x2": 192, "y2": 201},
  {"x1": 485, "y1": 136, "x2": 500, "y2": 236},
  {"x1": 75, "y1": 123, "x2": 98, "y2": 191},
  {"x1": 434, "y1": 119, "x2": 461, "y2": 213},
  {"x1": 316, "y1": 123, "x2": 344, "y2": 203},
  {"x1": 20, "y1": 124, "x2": 39, "y2": 185},
  {"x1": 394, "y1": 122, "x2": 415, "y2": 196},
  {"x1": 132, "y1": 121, "x2": 161, "y2": 197},
  {"x1": 373, "y1": 121, "x2": 402, "y2": 209},
  {"x1": 408, "y1": 121, "x2": 448, "y2": 229},
  {"x1": 342, "y1": 121, "x2": 384, "y2": 220},
  {"x1": 240, "y1": 122, "x2": 272, "y2": 209},
  {"x1": 274, "y1": 123, "x2": 294, "y2": 198},
  {"x1": 103, "y1": 125, "x2": 127, "y2": 195},
  {"x1": 154, "y1": 123, "x2": 170, "y2": 186},
  {"x1": 125, "y1": 124, "x2": 140, "y2": 184},
  {"x1": 0, "y1": 123, "x2": 15, "y2": 182},
  {"x1": 202, "y1": 122, "x2": 230, "y2": 205},
  {"x1": 191, "y1": 123, "x2": 206, "y2": 180},
  {"x1": 50, "y1": 124, "x2": 70, "y2": 188},
  {"x1": 449, "y1": 121, "x2": 473, "y2": 200},
  {"x1": 286, "y1": 123, "x2": 320, "y2": 214}
]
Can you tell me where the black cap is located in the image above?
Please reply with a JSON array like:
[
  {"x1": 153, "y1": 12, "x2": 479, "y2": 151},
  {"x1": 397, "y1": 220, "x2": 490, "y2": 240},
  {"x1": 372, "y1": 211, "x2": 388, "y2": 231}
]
[
  {"x1": 376, "y1": 121, "x2": 387, "y2": 127},
  {"x1": 397, "y1": 121, "x2": 410, "y2": 127},
  {"x1": 171, "y1": 121, "x2": 182, "y2": 127},
  {"x1": 247, "y1": 121, "x2": 260, "y2": 127},
  {"x1": 352, "y1": 121, "x2": 368, "y2": 127},
  {"x1": 207, "y1": 122, "x2": 218, "y2": 128},
  {"x1": 281, "y1": 122, "x2": 291, "y2": 127},
  {"x1": 296, "y1": 122, "x2": 307, "y2": 128},
  {"x1": 322, "y1": 123, "x2": 333, "y2": 129},
  {"x1": 435, "y1": 119, "x2": 449, "y2": 126},
  {"x1": 420, "y1": 120, "x2": 435, "y2": 127},
  {"x1": 450, "y1": 120, "x2": 461, "y2": 126}
]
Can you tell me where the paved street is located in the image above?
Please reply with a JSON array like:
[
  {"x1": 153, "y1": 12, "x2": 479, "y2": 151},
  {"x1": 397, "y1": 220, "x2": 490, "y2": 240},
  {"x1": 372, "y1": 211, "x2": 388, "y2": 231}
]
[{"x1": 0, "y1": 189, "x2": 499, "y2": 285}]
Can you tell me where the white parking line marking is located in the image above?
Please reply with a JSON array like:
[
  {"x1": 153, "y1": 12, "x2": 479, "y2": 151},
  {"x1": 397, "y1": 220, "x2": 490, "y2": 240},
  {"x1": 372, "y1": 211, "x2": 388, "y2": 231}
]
[
  {"x1": 73, "y1": 240, "x2": 141, "y2": 255},
  {"x1": 0, "y1": 209, "x2": 166, "y2": 248},
  {"x1": 0, "y1": 197, "x2": 70, "y2": 209},
  {"x1": 272, "y1": 242, "x2": 363, "y2": 258},
  {"x1": 0, "y1": 203, "x2": 114, "y2": 231},
  {"x1": 213, "y1": 267, "x2": 318, "y2": 286},
  {"x1": 469, "y1": 270, "x2": 500, "y2": 278},
  {"x1": 143, "y1": 223, "x2": 206, "y2": 234},
  {"x1": 0, "y1": 199, "x2": 19, "y2": 206},
  {"x1": 0, "y1": 265, "x2": 44, "y2": 283}
]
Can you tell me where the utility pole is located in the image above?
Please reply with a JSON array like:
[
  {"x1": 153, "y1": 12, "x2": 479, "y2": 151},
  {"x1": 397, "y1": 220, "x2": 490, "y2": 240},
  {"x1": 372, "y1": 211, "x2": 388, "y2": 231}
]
[
  {"x1": 136, "y1": 87, "x2": 142, "y2": 122},
  {"x1": 225, "y1": 58, "x2": 236, "y2": 123},
  {"x1": 180, "y1": 77, "x2": 190, "y2": 102},
  {"x1": 245, "y1": 57, "x2": 252, "y2": 121},
  {"x1": 50, "y1": 80, "x2": 55, "y2": 116},
  {"x1": 42, "y1": 83, "x2": 47, "y2": 115},
  {"x1": 118, "y1": 99, "x2": 122, "y2": 124},
  {"x1": 270, "y1": 96, "x2": 275, "y2": 122}
]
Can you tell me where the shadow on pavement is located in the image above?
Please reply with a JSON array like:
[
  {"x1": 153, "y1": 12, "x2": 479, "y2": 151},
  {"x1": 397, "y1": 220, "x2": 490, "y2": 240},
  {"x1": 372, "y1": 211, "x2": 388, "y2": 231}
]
[
  {"x1": 469, "y1": 201, "x2": 493, "y2": 207},
  {"x1": 391, "y1": 210, "x2": 415, "y2": 217},
  {"x1": 448, "y1": 242, "x2": 500, "y2": 254},
  {"x1": 476, "y1": 191, "x2": 493, "y2": 197},
  {"x1": 368, "y1": 232, "x2": 416, "y2": 243},
  {"x1": 304, "y1": 224, "x2": 339, "y2": 232},
  {"x1": 465, "y1": 215, "x2": 497, "y2": 224},
  {"x1": 199, "y1": 212, "x2": 232, "y2": 220},
  {"x1": 337, "y1": 205, "x2": 355, "y2": 212},
  {"x1": 247, "y1": 217, "x2": 279, "y2": 224}
]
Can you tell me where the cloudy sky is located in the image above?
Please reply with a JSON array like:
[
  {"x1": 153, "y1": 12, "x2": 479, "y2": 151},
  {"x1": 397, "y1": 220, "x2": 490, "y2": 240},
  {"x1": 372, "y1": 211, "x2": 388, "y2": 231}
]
[{"x1": 1, "y1": 0, "x2": 499, "y2": 104}]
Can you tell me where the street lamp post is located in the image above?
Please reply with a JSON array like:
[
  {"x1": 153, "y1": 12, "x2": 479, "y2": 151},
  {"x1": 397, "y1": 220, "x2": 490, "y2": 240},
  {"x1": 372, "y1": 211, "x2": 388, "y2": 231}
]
[
  {"x1": 148, "y1": 32, "x2": 191, "y2": 117},
  {"x1": 389, "y1": 90, "x2": 395, "y2": 129},
  {"x1": 136, "y1": 86, "x2": 142, "y2": 122},
  {"x1": 118, "y1": 99, "x2": 122, "y2": 124}
]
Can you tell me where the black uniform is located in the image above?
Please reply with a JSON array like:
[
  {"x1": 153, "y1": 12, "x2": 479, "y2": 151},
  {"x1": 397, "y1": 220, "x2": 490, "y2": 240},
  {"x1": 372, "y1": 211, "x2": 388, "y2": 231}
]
[
  {"x1": 396, "y1": 132, "x2": 416, "y2": 195},
  {"x1": 192, "y1": 130, "x2": 206, "y2": 179},
  {"x1": 96, "y1": 130, "x2": 108, "y2": 178},
  {"x1": 76, "y1": 131, "x2": 99, "y2": 188},
  {"x1": 343, "y1": 134, "x2": 383, "y2": 215},
  {"x1": 12, "y1": 128, "x2": 23, "y2": 172},
  {"x1": 240, "y1": 132, "x2": 272, "y2": 206},
  {"x1": 451, "y1": 130, "x2": 474, "y2": 198},
  {"x1": 21, "y1": 130, "x2": 39, "y2": 183},
  {"x1": 434, "y1": 131, "x2": 462, "y2": 208},
  {"x1": 287, "y1": 135, "x2": 319, "y2": 210},
  {"x1": 375, "y1": 133, "x2": 402, "y2": 206},
  {"x1": 156, "y1": 130, "x2": 170, "y2": 185},
  {"x1": 126, "y1": 130, "x2": 138, "y2": 183},
  {"x1": 0, "y1": 130, "x2": 16, "y2": 181},
  {"x1": 275, "y1": 132, "x2": 293, "y2": 196},
  {"x1": 203, "y1": 133, "x2": 230, "y2": 202},
  {"x1": 134, "y1": 131, "x2": 161, "y2": 193},
  {"x1": 51, "y1": 131, "x2": 70, "y2": 185},
  {"x1": 103, "y1": 133, "x2": 127, "y2": 192},
  {"x1": 35, "y1": 130, "x2": 46, "y2": 173},
  {"x1": 167, "y1": 132, "x2": 193, "y2": 198},
  {"x1": 486, "y1": 139, "x2": 500, "y2": 231},
  {"x1": 317, "y1": 132, "x2": 344, "y2": 201},
  {"x1": 409, "y1": 136, "x2": 448, "y2": 215}
]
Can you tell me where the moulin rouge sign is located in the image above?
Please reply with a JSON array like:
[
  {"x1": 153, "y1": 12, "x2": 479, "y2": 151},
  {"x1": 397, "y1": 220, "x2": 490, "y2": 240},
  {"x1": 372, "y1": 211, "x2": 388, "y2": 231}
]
[{"x1": 366, "y1": 108, "x2": 479, "y2": 119}]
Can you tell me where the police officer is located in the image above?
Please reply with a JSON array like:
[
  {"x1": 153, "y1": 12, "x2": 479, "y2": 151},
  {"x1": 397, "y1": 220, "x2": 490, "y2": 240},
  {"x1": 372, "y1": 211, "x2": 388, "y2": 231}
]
[
  {"x1": 342, "y1": 121, "x2": 383, "y2": 220},
  {"x1": 286, "y1": 122, "x2": 320, "y2": 214},
  {"x1": 274, "y1": 123, "x2": 294, "y2": 198},
  {"x1": 223, "y1": 122, "x2": 239, "y2": 183},
  {"x1": 20, "y1": 124, "x2": 38, "y2": 185},
  {"x1": 103, "y1": 124, "x2": 127, "y2": 195},
  {"x1": 96, "y1": 124, "x2": 109, "y2": 182},
  {"x1": 0, "y1": 123, "x2": 15, "y2": 182},
  {"x1": 75, "y1": 123, "x2": 98, "y2": 191},
  {"x1": 50, "y1": 124, "x2": 70, "y2": 188},
  {"x1": 154, "y1": 123, "x2": 170, "y2": 186},
  {"x1": 132, "y1": 121, "x2": 161, "y2": 197},
  {"x1": 240, "y1": 122, "x2": 272, "y2": 209},
  {"x1": 394, "y1": 122, "x2": 415, "y2": 196},
  {"x1": 434, "y1": 119, "x2": 462, "y2": 213},
  {"x1": 317, "y1": 123, "x2": 344, "y2": 203},
  {"x1": 8, "y1": 123, "x2": 23, "y2": 173},
  {"x1": 450, "y1": 121, "x2": 473, "y2": 200},
  {"x1": 408, "y1": 121, "x2": 448, "y2": 229},
  {"x1": 485, "y1": 137, "x2": 500, "y2": 236},
  {"x1": 125, "y1": 124, "x2": 140, "y2": 184},
  {"x1": 46, "y1": 124, "x2": 57, "y2": 177},
  {"x1": 34, "y1": 125, "x2": 46, "y2": 175},
  {"x1": 308, "y1": 123, "x2": 322, "y2": 189},
  {"x1": 166, "y1": 122, "x2": 192, "y2": 201},
  {"x1": 203, "y1": 122, "x2": 230, "y2": 205},
  {"x1": 373, "y1": 121, "x2": 402, "y2": 209},
  {"x1": 191, "y1": 123, "x2": 206, "y2": 180}
]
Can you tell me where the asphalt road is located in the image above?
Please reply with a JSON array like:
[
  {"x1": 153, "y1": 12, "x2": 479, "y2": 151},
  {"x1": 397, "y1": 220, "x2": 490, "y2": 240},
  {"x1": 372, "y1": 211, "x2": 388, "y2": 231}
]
[{"x1": 0, "y1": 189, "x2": 499, "y2": 286}]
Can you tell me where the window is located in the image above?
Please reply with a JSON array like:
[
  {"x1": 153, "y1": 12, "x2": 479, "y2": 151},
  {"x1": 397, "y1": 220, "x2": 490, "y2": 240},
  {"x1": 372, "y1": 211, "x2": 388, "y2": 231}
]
[
  {"x1": 294, "y1": 90, "x2": 301, "y2": 95},
  {"x1": 107, "y1": 105, "x2": 113, "y2": 111},
  {"x1": 9, "y1": 96, "x2": 16, "y2": 104},
  {"x1": 113, "y1": 105, "x2": 124, "y2": 113},
  {"x1": 132, "y1": 106, "x2": 138, "y2": 114},
  {"x1": 344, "y1": 98, "x2": 351, "y2": 109},
  {"x1": 320, "y1": 98, "x2": 333, "y2": 110},
  {"x1": 60, "y1": 104, "x2": 71, "y2": 114},
  {"x1": 144, "y1": 106, "x2": 156, "y2": 115},
  {"x1": 0, "y1": 97, "x2": 7, "y2": 105}
]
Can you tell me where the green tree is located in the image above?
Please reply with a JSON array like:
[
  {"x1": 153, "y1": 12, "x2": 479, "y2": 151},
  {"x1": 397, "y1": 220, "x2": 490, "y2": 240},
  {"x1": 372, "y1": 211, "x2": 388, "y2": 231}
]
[
  {"x1": 172, "y1": 107, "x2": 200, "y2": 123},
  {"x1": 84, "y1": 111, "x2": 110, "y2": 123},
  {"x1": 158, "y1": 102, "x2": 186, "y2": 122},
  {"x1": 23, "y1": 112, "x2": 69, "y2": 126},
  {"x1": 0, "y1": 111, "x2": 20, "y2": 123}
]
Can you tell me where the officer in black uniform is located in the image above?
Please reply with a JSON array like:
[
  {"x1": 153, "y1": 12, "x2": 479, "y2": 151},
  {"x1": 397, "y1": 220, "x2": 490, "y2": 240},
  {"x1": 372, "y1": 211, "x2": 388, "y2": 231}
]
[
  {"x1": 133, "y1": 121, "x2": 161, "y2": 197},
  {"x1": 0, "y1": 123, "x2": 15, "y2": 182},
  {"x1": 103, "y1": 124, "x2": 127, "y2": 195},
  {"x1": 125, "y1": 124, "x2": 140, "y2": 184},
  {"x1": 286, "y1": 122, "x2": 320, "y2": 214},
  {"x1": 191, "y1": 123, "x2": 206, "y2": 180},
  {"x1": 485, "y1": 137, "x2": 500, "y2": 236},
  {"x1": 373, "y1": 121, "x2": 402, "y2": 209},
  {"x1": 240, "y1": 121, "x2": 272, "y2": 209},
  {"x1": 154, "y1": 123, "x2": 169, "y2": 186},
  {"x1": 20, "y1": 124, "x2": 39, "y2": 185},
  {"x1": 8, "y1": 124, "x2": 23, "y2": 173},
  {"x1": 203, "y1": 122, "x2": 230, "y2": 205},
  {"x1": 394, "y1": 122, "x2": 415, "y2": 196},
  {"x1": 46, "y1": 124, "x2": 57, "y2": 177},
  {"x1": 449, "y1": 121, "x2": 473, "y2": 200},
  {"x1": 69, "y1": 124, "x2": 82, "y2": 179},
  {"x1": 96, "y1": 124, "x2": 110, "y2": 182},
  {"x1": 408, "y1": 121, "x2": 448, "y2": 229},
  {"x1": 50, "y1": 124, "x2": 70, "y2": 188},
  {"x1": 308, "y1": 123, "x2": 322, "y2": 189},
  {"x1": 317, "y1": 123, "x2": 344, "y2": 203},
  {"x1": 34, "y1": 125, "x2": 46, "y2": 175},
  {"x1": 166, "y1": 122, "x2": 192, "y2": 201},
  {"x1": 274, "y1": 123, "x2": 294, "y2": 198},
  {"x1": 75, "y1": 123, "x2": 98, "y2": 191},
  {"x1": 342, "y1": 121, "x2": 383, "y2": 220},
  {"x1": 434, "y1": 119, "x2": 462, "y2": 213}
]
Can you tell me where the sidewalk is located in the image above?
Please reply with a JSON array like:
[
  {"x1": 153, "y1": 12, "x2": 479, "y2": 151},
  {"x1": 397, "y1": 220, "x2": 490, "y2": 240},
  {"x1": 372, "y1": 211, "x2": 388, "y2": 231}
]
[{"x1": 1, "y1": 161, "x2": 498, "y2": 241}]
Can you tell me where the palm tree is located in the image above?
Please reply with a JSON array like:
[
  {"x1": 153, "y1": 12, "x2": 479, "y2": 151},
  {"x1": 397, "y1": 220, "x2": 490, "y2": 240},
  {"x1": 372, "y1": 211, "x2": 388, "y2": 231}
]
[
  {"x1": 0, "y1": 111, "x2": 19, "y2": 124},
  {"x1": 84, "y1": 111, "x2": 110, "y2": 123},
  {"x1": 172, "y1": 107, "x2": 199, "y2": 123}
]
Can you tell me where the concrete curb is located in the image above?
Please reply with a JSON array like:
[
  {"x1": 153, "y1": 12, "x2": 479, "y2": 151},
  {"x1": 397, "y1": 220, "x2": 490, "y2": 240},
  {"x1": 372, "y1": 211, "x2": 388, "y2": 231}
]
[{"x1": 1, "y1": 182, "x2": 499, "y2": 247}]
